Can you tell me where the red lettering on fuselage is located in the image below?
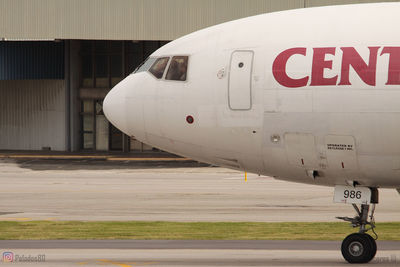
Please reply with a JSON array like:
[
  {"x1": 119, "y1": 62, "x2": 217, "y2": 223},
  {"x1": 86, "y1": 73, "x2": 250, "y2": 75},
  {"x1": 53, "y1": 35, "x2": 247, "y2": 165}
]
[
  {"x1": 381, "y1": 47, "x2": 400, "y2": 85},
  {"x1": 310, "y1": 47, "x2": 338, "y2": 86},
  {"x1": 272, "y1": 46, "x2": 400, "y2": 87},
  {"x1": 339, "y1": 47, "x2": 379, "y2": 86},
  {"x1": 272, "y1": 47, "x2": 309, "y2": 88}
]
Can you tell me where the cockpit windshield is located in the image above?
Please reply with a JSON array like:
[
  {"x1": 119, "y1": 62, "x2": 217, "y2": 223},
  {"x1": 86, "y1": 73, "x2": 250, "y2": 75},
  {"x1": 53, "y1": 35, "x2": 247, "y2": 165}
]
[
  {"x1": 134, "y1": 55, "x2": 189, "y2": 81},
  {"x1": 166, "y1": 56, "x2": 188, "y2": 81},
  {"x1": 134, "y1": 57, "x2": 157, "y2": 74},
  {"x1": 149, "y1": 57, "x2": 170, "y2": 79}
]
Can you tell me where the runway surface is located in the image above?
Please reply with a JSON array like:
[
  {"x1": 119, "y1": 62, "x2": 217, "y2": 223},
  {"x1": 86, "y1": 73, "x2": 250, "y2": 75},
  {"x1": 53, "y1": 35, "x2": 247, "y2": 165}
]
[
  {"x1": 1, "y1": 158, "x2": 400, "y2": 222},
  {"x1": 1, "y1": 158, "x2": 400, "y2": 266},
  {"x1": 0, "y1": 240, "x2": 399, "y2": 266}
]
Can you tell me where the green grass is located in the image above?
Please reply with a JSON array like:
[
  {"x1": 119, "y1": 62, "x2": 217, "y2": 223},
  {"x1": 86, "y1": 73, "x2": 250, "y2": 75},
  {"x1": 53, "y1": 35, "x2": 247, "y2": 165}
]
[{"x1": 0, "y1": 221, "x2": 399, "y2": 240}]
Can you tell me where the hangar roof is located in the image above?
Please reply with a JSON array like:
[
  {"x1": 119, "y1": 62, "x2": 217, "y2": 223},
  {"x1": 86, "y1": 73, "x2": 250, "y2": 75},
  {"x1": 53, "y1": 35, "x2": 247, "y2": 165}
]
[
  {"x1": 0, "y1": 0, "x2": 396, "y2": 41},
  {"x1": 2, "y1": 0, "x2": 303, "y2": 41}
]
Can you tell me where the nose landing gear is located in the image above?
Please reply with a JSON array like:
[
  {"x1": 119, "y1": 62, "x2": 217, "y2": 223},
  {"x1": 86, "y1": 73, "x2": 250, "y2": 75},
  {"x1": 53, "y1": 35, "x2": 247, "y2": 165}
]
[{"x1": 337, "y1": 203, "x2": 378, "y2": 263}]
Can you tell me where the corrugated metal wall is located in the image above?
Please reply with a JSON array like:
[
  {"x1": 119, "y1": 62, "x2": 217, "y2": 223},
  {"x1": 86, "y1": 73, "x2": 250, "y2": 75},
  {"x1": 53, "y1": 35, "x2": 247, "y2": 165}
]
[
  {"x1": 2, "y1": 0, "x2": 396, "y2": 41},
  {"x1": 0, "y1": 80, "x2": 66, "y2": 151},
  {"x1": 0, "y1": 0, "x2": 301, "y2": 41}
]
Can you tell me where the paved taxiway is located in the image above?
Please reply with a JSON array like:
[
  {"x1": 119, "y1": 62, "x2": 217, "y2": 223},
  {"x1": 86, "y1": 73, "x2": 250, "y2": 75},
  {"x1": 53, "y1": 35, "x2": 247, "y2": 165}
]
[
  {"x1": 1, "y1": 158, "x2": 400, "y2": 266},
  {"x1": 1, "y1": 240, "x2": 399, "y2": 266},
  {"x1": 1, "y1": 158, "x2": 400, "y2": 222}
]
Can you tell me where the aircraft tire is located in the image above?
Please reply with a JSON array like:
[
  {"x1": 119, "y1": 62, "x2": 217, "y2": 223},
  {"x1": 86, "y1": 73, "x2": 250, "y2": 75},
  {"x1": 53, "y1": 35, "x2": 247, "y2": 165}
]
[
  {"x1": 364, "y1": 234, "x2": 377, "y2": 262},
  {"x1": 341, "y1": 233, "x2": 375, "y2": 264}
]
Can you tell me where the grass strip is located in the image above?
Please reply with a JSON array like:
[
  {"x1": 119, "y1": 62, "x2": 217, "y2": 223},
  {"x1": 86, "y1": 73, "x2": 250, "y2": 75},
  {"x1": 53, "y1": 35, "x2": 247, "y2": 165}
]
[{"x1": 0, "y1": 221, "x2": 399, "y2": 240}]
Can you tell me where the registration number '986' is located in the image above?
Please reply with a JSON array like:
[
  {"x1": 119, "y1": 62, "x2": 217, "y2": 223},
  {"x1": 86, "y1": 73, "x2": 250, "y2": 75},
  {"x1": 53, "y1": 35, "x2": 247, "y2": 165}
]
[
  {"x1": 343, "y1": 189, "x2": 362, "y2": 199},
  {"x1": 334, "y1": 185, "x2": 372, "y2": 205}
]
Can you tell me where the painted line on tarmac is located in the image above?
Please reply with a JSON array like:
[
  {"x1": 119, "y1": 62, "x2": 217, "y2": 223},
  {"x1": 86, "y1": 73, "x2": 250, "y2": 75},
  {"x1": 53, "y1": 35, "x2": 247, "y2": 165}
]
[
  {"x1": 0, "y1": 155, "x2": 108, "y2": 159},
  {"x1": 98, "y1": 259, "x2": 133, "y2": 267},
  {"x1": 107, "y1": 158, "x2": 191, "y2": 161},
  {"x1": 77, "y1": 259, "x2": 158, "y2": 266},
  {"x1": 0, "y1": 155, "x2": 191, "y2": 161},
  {"x1": 0, "y1": 217, "x2": 32, "y2": 221}
]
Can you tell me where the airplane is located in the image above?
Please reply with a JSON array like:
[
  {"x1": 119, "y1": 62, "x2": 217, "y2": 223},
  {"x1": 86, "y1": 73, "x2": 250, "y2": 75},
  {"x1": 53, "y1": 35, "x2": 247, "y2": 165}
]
[{"x1": 103, "y1": 3, "x2": 400, "y2": 264}]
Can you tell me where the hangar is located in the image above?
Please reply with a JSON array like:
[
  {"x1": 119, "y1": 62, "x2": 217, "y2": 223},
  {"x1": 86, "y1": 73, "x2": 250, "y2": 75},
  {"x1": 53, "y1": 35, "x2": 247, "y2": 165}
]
[{"x1": 0, "y1": 0, "x2": 397, "y2": 152}]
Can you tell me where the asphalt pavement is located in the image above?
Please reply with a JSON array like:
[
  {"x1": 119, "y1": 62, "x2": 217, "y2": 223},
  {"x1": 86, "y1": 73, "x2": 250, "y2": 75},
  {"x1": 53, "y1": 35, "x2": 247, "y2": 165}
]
[{"x1": 1, "y1": 155, "x2": 400, "y2": 266}]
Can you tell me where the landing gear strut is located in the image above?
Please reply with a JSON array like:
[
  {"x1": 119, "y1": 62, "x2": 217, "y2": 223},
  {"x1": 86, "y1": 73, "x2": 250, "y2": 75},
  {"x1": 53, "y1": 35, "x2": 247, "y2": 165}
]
[{"x1": 337, "y1": 203, "x2": 378, "y2": 263}]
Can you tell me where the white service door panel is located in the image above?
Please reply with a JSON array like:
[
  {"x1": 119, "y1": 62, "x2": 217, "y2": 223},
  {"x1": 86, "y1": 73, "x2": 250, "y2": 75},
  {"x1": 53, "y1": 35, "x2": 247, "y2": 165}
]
[
  {"x1": 285, "y1": 133, "x2": 318, "y2": 168},
  {"x1": 325, "y1": 135, "x2": 358, "y2": 170},
  {"x1": 228, "y1": 51, "x2": 253, "y2": 110}
]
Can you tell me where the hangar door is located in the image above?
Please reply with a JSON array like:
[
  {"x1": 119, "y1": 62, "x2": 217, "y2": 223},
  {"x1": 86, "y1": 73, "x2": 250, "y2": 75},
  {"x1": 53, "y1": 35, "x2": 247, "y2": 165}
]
[{"x1": 228, "y1": 51, "x2": 253, "y2": 110}]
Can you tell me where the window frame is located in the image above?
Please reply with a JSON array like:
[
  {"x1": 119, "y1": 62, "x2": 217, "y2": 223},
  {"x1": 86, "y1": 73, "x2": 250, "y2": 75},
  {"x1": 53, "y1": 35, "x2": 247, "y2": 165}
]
[
  {"x1": 148, "y1": 57, "x2": 170, "y2": 80},
  {"x1": 165, "y1": 55, "x2": 189, "y2": 82},
  {"x1": 137, "y1": 55, "x2": 189, "y2": 82}
]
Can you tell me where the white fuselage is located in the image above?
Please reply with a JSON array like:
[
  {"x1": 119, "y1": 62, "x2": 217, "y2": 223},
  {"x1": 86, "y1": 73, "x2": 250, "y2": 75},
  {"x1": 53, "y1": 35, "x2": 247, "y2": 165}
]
[{"x1": 104, "y1": 3, "x2": 400, "y2": 189}]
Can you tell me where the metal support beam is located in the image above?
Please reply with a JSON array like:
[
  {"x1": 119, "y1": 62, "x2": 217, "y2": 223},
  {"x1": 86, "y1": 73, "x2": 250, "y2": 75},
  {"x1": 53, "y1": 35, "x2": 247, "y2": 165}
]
[
  {"x1": 65, "y1": 40, "x2": 71, "y2": 151},
  {"x1": 122, "y1": 134, "x2": 130, "y2": 153}
]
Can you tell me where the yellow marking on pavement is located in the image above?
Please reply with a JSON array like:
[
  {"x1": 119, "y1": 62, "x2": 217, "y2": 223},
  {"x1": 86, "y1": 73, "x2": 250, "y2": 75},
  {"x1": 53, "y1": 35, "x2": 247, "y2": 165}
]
[
  {"x1": 107, "y1": 157, "x2": 190, "y2": 161},
  {"x1": 127, "y1": 262, "x2": 158, "y2": 266},
  {"x1": 96, "y1": 259, "x2": 158, "y2": 266},
  {"x1": 0, "y1": 154, "x2": 190, "y2": 162},
  {"x1": 98, "y1": 259, "x2": 132, "y2": 267},
  {"x1": 0, "y1": 217, "x2": 32, "y2": 221},
  {"x1": 77, "y1": 262, "x2": 88, "y2": 265},
  {"x1": 0, "y1": 155, "x2": 108, "y2": 159}
]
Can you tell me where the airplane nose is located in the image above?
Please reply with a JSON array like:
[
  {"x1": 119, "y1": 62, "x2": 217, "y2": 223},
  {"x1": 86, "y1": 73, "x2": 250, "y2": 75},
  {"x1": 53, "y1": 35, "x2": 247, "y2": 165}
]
[{"x1": 103, "y1": 82, "x2": 129, "y2": 134}]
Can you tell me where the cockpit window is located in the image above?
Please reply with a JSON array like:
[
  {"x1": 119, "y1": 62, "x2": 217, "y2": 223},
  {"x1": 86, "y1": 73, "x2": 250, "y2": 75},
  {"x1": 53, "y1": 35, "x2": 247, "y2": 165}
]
[
  {"x1": 149, "y1": 57, "x2": 170, "y2": 79},
  {"x1": 134, "y1": 57, "x2": 157, "y2": 74},
  {"x1": 166, "y1": 56, "x2": 188, "y2": 81}
]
